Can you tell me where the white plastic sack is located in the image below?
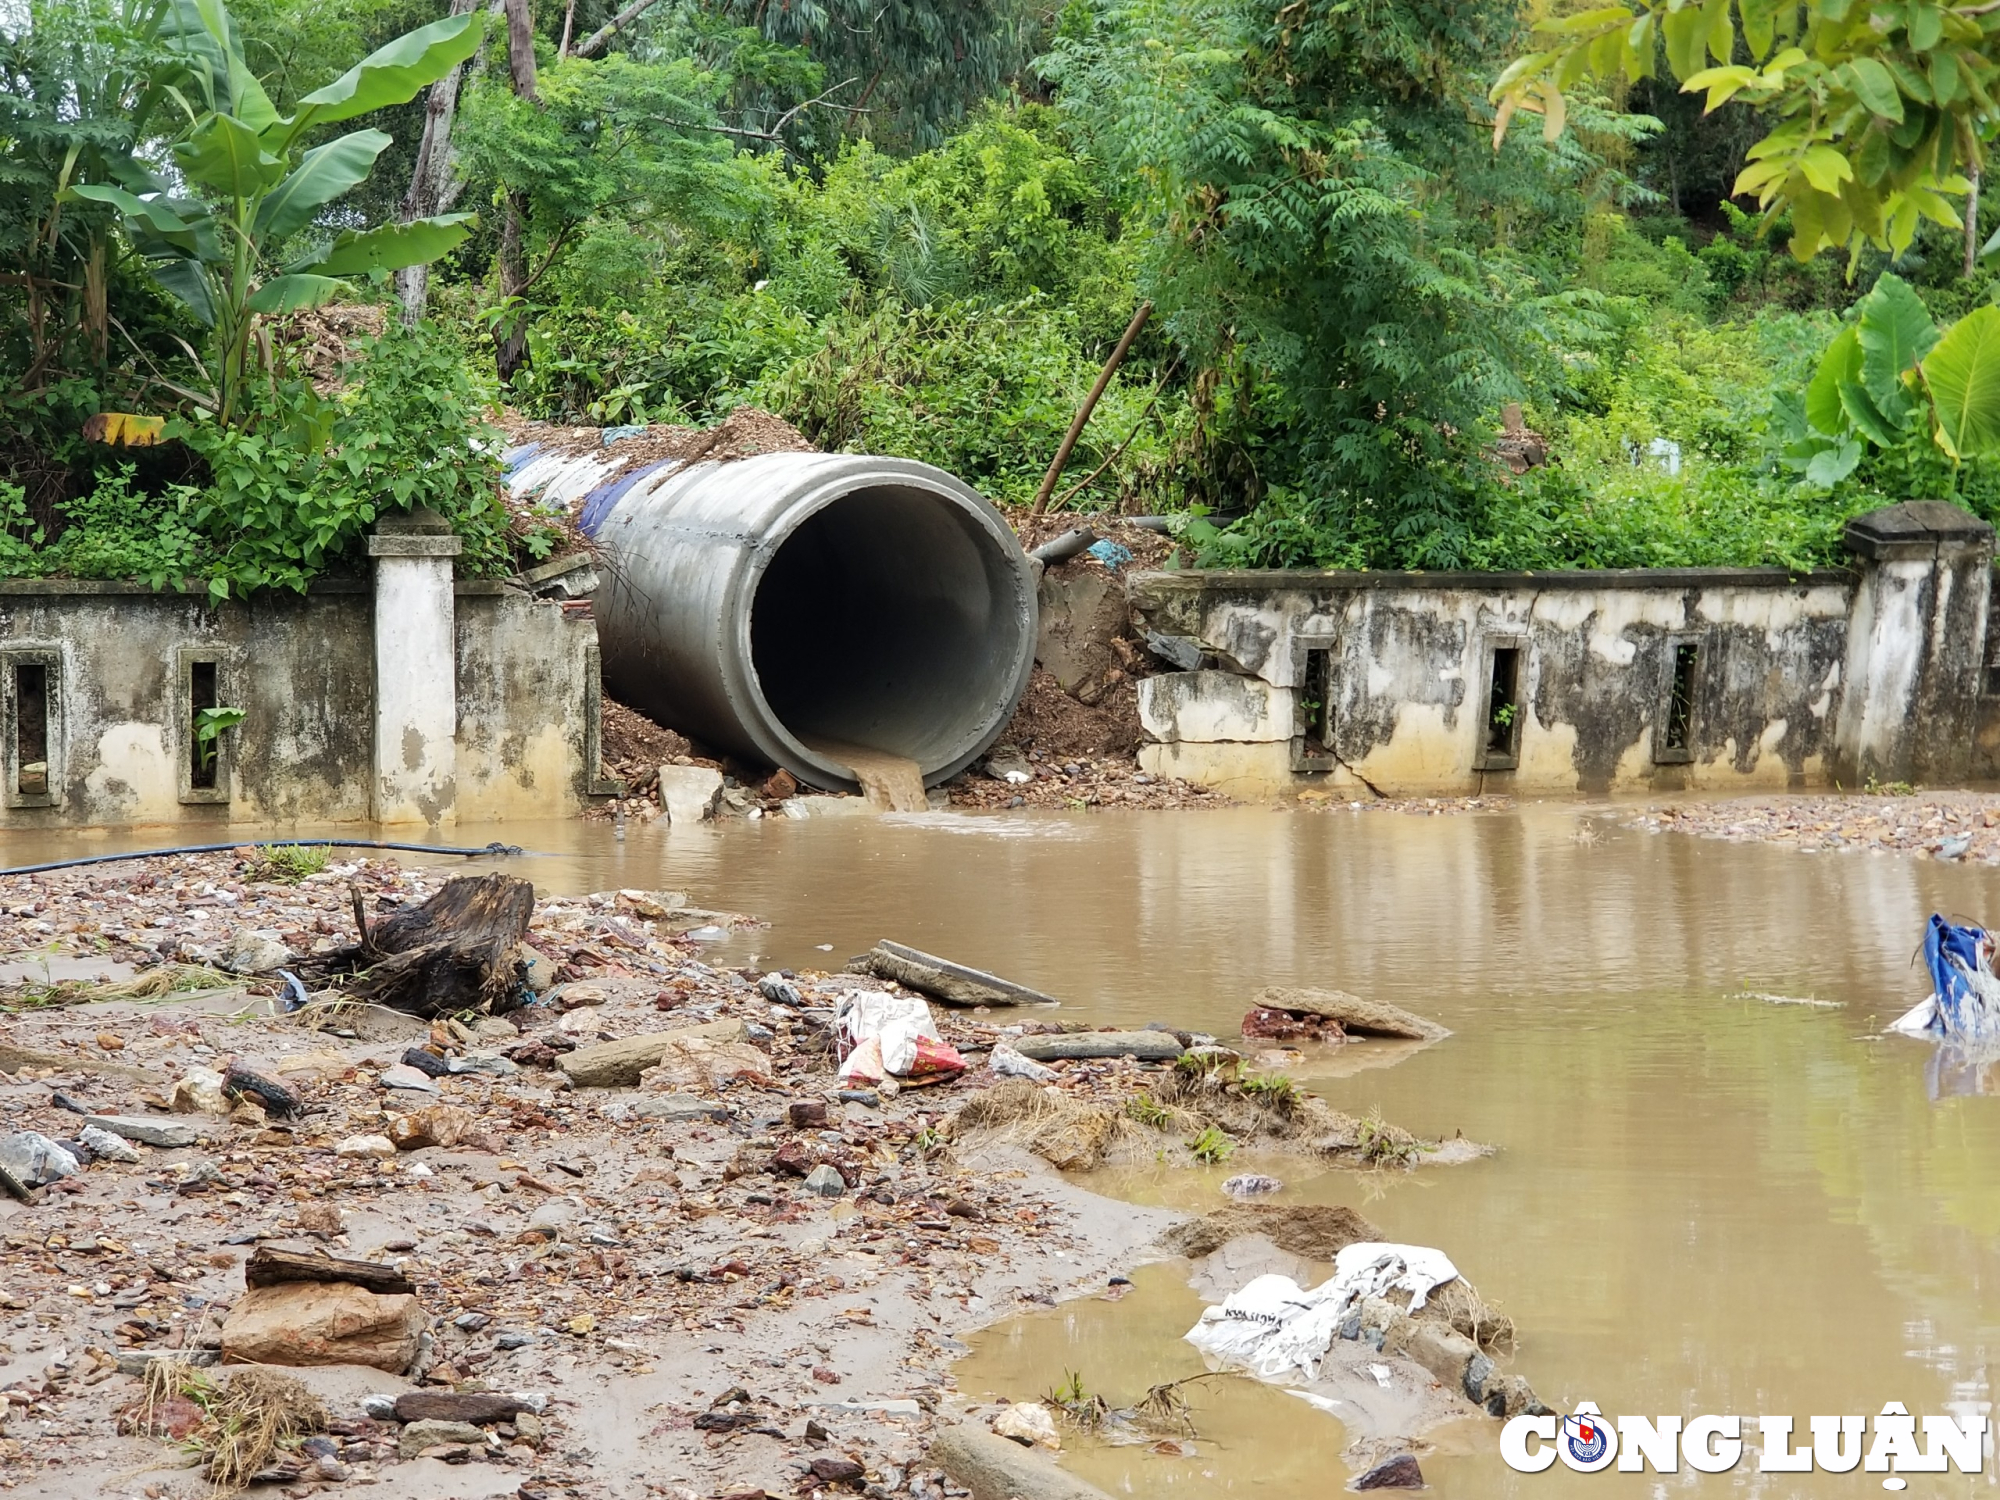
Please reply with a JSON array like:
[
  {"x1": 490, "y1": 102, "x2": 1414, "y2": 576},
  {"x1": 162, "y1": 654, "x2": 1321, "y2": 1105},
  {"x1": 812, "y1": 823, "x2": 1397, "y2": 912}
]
[
  {"x1": 1185, "y1": 1242, "x2": 1461, "y2": 1383},
  {"x1": 836, "y1": 991, "x2": 939, "y2": 1079}
]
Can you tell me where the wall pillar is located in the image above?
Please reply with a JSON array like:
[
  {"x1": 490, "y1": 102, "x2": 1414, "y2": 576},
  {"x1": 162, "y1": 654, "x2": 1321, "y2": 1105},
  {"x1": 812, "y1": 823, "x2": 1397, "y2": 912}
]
[
  {"x1": 368, "y1": 508, "x2": 463, "y2": 824},
  {"x1": 1835, "y1": 501, "x2": 1994, "y2": 786}
]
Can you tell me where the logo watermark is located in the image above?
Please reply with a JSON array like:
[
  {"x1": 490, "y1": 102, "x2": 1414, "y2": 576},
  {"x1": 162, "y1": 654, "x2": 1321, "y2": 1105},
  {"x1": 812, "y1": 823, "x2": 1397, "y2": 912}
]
[{"x1": 1502, "y1": 1402, "x2": 1988, "y2": 1490}]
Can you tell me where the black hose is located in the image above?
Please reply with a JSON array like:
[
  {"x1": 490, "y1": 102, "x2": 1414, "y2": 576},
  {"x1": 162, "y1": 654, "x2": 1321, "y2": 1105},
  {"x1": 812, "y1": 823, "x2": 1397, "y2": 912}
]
[{"x1": 0, "y1": 839, "x2": 531, "y2": 878}]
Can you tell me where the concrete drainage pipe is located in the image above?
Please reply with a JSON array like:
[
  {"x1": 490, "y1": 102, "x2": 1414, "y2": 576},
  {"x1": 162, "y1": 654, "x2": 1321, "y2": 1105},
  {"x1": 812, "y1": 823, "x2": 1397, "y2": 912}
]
[{"x1": 586, "y1": 453, "x2": 1037, "y2": 793}]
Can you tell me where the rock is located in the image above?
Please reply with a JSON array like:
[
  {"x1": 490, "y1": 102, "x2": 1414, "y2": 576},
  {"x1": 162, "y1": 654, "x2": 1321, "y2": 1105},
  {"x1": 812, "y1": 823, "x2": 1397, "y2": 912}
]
[
  {"x1": 378, "y1": 1064, "x2": 440, "y2": 1094},
  {"x1": 399, "y1": 1048, "x2": 452, "y2": 1078},
  {"x1": 1008, "y1": 1031, "x2": 1184, "y2": 1063},
  {"x1": 759, "y1": 976, "x2": 805, "y2": 1007},
  {"x1": 335, "y1": 1134, "x2": 397, "y2": 1159},
  {"x1": 1354, "y1": 1454, "x2": 1425, "y2": 1490},
  {"x1": 217, "y1": 929, "x2": 293, "y2": 975},
  {"x1": 551, "y1": 982, "x2": 606, "y2": 1010},
  {"x1": 637, "y1": 1035, "x2": 773, "y2": 1092},
  {"x1": 1396, "y1": 1321, "x2": 1479, "y2": 1392},
  {"x1": 398, "y1": 1419, "x2": 488, "y2": 1459},
  {"x1": 388, "y1": 1105, "x2": 478, "y2": 1152},
  {"x1": 84, "y1": 1114, "x2": 195, "y2": 1148},
  {"x1": 526, "y1": 1201, "x2": 576, "y2": 1235},
  {"x1": 0, "y1": 1132, "x2": 78, "y2": 1188},
  {"x1": 983, "y1": 746, "x2": 1033, "y2": 785},
  {"x1": 115, "y1": 1349, "x2": 219, "y2": 1376},
  {"x1": 623, "y1": 1094, "x2": 732, "y2": 1122},
  {"x1": 220, "y1": 1282, "x2": 427, "y2": 1373},
  {"x1": 223, "y1": 1063, "x2": 303, "y2": 1117},
  {"x1": 1221, "y1": 1173, "x2": 1284, "y2": 1197},
  {"x1": 393, "y1": 1391, "x2": 540, "y2": 1425},
  {"x1": 803, "y1": 1164, "x2": 846, "y2": 1197},
  {"x1": 169, "y1": 1066, "x2": 230, "y2": 1114},
  {"x1": 361, "y1": 1393, "x2": 399, "y2": 1420},
  {"x1": 519, "y1": 942, "x2": 558, "y2": 994},
  {"x1": 989, "y1": 1044, "x2": 1055, "y2": 1081},
  {"x1": 992, "y1": 1402, "x2": 1061, "y2": 1450},
  {"x1": 77, "y1": 1125, "x2": 143, "y2": 1163},
  {"x1": 1250, "y1": 987, "x2": 1449, "y2": 1041},
  {"x1": 931, "y1": 1422, "x2": 1118, "y2": 1500},
  {"x1": 659, "y1": 765, "x2": 724, "y2": 826},
  {"x1": 494, "y1": 1329, "x2": 535, "y2": 1350},
  {"x1": 788, "y1": 1099, "x2": 829, "y2": 1129},
  {"x1": 810, "y1": 1458, "x2": 865, "y2": 1483},
  {"x1": 1242, "y1": 1007, "x2": 1344, "y2": 1043},
  {"x1": 556, "y1": 1020, "x2": 744, "y2": 1088}
]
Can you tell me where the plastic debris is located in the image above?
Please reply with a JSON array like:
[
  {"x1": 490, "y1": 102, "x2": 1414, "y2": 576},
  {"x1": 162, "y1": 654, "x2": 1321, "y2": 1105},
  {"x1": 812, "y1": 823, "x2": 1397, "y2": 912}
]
[
  {"x1": 1186, "y1": 1243, "x2": 1460, "y2": 1382},
  {"x1": 835, "y1": 991, "x2": 965, "y2": 1082},
  {"x1": 1085, "y1": 537, "x2": 1134, "y2": 570},
  {"x1": 1904, "y1": 914, "x2": 2000, "y2": 1040}
]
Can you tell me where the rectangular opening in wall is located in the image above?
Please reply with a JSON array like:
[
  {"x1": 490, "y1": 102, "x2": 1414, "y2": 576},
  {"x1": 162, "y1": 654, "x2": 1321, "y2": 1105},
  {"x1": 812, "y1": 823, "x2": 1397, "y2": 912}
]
[
  {"x1": 1301, "y1": 647, "x2": 1334, "y2": 756},
  {"x1": 14, "y1": 663, "x2": 46, "y2": 797},
  {"x1": 1481, "y1": 645, "x2": 1522, "y2": 768},
  {"x1": 1662, "y1": 641, "x2": 1699, "y2": 757},
  {"x1": 188, "y1": 659, "x2": 219, "y2": 790}
]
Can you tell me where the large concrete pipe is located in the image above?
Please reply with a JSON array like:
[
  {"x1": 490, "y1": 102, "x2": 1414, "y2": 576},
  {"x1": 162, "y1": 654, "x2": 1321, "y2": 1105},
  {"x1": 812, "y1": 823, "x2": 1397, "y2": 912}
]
[{"x1": 576, "y1": 452, "x2": 1036, "y2": 793}]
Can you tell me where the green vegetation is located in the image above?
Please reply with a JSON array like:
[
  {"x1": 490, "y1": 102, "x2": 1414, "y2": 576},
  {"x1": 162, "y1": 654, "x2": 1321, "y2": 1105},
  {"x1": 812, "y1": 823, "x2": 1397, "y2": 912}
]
[
  {"x1": 11, "y1": 0, "x2": 2000, "y2": 584},
  {"x1": 1186, "y1": 1125, "x2": 1235, "y2": 1164},
  {"x1": 245, "y1": 842, "x2": 330, "y2": 882}
]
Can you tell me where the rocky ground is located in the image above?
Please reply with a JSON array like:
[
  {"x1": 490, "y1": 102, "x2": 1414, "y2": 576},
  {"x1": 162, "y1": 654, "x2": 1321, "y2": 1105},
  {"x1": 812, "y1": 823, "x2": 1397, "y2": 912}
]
[
  {"x1": 0, "y1": 856, "x2": 1504, "y2": 1500},
  {"x1": 1627, "y1": 791, "x2": 2000, "y2": 862}
]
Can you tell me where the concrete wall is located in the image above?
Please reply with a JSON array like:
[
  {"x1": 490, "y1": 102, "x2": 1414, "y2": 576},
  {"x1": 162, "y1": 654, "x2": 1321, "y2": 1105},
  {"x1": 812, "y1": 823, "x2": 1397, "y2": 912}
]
[
  {"x1": 1128, "y1": 503, "x2": 1996, "y2": 798},
  {"x1": 0, "y1": 564, "x2": 605, "y2": 831}
]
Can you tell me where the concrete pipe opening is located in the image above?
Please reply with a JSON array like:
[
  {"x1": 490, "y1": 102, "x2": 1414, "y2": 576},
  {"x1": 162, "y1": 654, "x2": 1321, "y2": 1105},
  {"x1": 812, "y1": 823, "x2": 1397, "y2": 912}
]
[{"x1": 589, "y1": 453, "x2": 1036, "y2": 795}]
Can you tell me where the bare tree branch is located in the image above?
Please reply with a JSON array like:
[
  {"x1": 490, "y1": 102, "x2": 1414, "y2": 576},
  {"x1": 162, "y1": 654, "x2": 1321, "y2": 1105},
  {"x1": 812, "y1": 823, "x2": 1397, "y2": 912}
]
[{"x1": 572, "y1": 0, "x2": 670, "y2": 59}]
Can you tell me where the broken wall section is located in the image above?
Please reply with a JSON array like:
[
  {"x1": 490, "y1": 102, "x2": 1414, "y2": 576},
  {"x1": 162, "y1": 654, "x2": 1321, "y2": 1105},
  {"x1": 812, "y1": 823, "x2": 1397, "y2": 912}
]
[{"x1": 1128, "y1": 502, "x2": 1995, "y2": 798}]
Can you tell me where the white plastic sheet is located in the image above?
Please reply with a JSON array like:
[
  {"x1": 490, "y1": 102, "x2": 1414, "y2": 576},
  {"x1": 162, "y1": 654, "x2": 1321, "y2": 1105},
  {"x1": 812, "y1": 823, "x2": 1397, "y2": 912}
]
[
  {"x1": 1185, "y1": 1243, "x2": 1461, "y2": 1383},
  {"x1": 835, "y1": 991, "x2": 939, "y2": 1079}
]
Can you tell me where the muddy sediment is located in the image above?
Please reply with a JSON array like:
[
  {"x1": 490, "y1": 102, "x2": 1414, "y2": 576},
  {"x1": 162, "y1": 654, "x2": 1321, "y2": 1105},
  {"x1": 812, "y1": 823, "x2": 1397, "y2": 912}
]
[
  {"x1": 1631, "y1": 791, "x2": 2000, "y2": 862},
  {"x1": 0, "y1": 852, "x2": 1503, "y2": 1499}
]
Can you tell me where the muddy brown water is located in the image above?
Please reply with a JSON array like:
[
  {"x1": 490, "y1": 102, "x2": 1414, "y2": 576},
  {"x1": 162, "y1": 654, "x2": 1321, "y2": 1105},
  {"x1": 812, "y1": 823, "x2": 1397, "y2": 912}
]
[{"x1": 11, "y1": 804, "x2": 2000, "y2": 1494}]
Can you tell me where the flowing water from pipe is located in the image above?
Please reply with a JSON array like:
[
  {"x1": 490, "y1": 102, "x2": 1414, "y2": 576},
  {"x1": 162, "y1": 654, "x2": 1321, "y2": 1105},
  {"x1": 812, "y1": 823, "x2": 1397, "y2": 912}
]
[
  {"x1": 803, "y1": 739, "x2": 931, "y2": 812},
  {"x1": 12, "y1": 803, "x2": 2000, "y2": 1495}
]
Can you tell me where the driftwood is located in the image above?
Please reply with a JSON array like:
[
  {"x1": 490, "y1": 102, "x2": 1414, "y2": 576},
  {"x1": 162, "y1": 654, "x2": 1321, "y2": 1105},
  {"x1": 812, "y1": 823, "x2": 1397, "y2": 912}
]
[
  {"x1": 244, "y1": 1245, "x2": 415, "y2": 1296},
  {"x1": 393, "y1": 1391, "x2": 538, "y2": 1424},
  {"x1": 310, "y1": 874, "x2": 535, "y2": 1018},
  {"x1": 847, "y1": 940, "x2": 1060, "y2": 1008}
]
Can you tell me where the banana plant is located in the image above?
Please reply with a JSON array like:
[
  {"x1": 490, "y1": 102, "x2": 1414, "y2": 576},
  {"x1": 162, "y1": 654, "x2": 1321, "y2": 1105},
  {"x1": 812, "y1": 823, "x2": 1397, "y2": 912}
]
[
  {"x1": 67, "y1": 0, "x2": 485, "y2": 424},
  {"x1": 1780, "y1": 272, "x2": 2000, "y2": 486}
]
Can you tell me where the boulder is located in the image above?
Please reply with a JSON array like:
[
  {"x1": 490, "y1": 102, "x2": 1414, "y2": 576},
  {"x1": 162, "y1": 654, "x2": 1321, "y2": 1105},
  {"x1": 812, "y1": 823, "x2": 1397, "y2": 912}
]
[
  {"x1": 1250, "y1": 987, "x2": 1449, "y2": 1042},
  {"x1": 556, "y1": 1019, "x2": 743, "y2": 1088},
  {"x1": 169, "y1": 1066, "x2": 230, "y2": 1114},
  {"x1": 220, "y1": 1282, "x2": 426, "y2": 1373},
  {"x1": 0, "y1": 1132, "x2": 78, "y2": 1188},
  {"x1": 388, "y1": 1105, "x2": 478, "y2": 1152},
  {"x1": 1355, "y1": 1454, "x2": 1425, "y2": 1490},
  {"x1": 217, "y1": 929, "x2": 293, "y2": 975},
  {"x1": 931, "y1": 1423, "x2": 1117, "y2": 1500},
  {"x1": 992, "y1": 1402, "x2": 1061, "y2": 1450},
  {"x1": 1008, "y1": 1030, "x2": 1184, "y2": 1063}
]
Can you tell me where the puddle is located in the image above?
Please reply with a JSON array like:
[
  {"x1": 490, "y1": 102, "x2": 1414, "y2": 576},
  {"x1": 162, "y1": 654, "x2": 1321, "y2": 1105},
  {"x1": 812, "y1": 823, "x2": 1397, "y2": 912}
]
[
  {"x1": 0, "y1": 955, "x2": 137, "y2": 986},
  {"x1": 10, "y1": 804, "x2": 2000, "y2": 1493}
]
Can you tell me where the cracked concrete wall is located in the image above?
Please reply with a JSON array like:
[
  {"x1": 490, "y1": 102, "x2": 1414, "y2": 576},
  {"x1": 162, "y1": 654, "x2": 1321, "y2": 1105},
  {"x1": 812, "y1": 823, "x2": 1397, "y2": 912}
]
[
  {"x1": 1129, "y1": 567, "x2": 1860, "y2": 797},
  {"x1": 0, "y1": 579, "x2": 599, "y2": 831}
]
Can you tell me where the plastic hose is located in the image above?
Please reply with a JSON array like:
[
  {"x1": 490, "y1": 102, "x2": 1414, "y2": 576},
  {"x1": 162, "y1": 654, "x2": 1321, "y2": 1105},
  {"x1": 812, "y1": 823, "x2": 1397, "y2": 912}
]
[{"x1": 0, "y1": 839, "x2": 530, "y2": 878}]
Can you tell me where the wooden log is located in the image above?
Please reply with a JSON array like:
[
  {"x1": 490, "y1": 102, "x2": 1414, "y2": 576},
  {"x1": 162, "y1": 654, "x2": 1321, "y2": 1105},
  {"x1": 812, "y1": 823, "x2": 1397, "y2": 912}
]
[
  {"x1": 309, "y1": 874, "x2": 535, "y2": 1018},
  {"x1": 244, "y1": 1245, "x2": 415, "y2": 1297},
  {"x1": 853, "y1": 941, "x2": 1060, "y2": 1008}
]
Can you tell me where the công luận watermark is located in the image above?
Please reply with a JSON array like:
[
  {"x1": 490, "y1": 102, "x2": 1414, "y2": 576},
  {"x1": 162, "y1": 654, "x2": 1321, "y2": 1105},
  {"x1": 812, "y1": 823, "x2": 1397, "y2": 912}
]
[{"x1": 1501, "y1": 1402, "x2": 1987, "y2": 1489}]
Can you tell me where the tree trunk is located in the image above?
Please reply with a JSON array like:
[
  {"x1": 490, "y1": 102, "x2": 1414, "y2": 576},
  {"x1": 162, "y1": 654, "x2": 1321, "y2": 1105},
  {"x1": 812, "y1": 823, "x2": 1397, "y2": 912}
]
[
  {"x1": 394, "y1": 0, "x2": 483, "y2": 326},
  {"x1": 1967, "y1": 164, "x2": 1983, "y2": 279},
  {"x1": 492, "y1": 0, "x2": 538, "y2": 383}
]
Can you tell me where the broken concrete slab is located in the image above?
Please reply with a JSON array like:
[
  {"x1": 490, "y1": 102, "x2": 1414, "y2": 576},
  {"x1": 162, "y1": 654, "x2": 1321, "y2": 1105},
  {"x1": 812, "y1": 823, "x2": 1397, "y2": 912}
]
[
  {"x1": 0, "y1": 1132, "x2": 77, "y2": 1188},
  {"x1": 852, "y1": 940, "x2": 1060, "y2": 1008},
  {"x1": 1251, "y1": 987, "x2": 1449, "y2": 1041},
  {"x1": 556, "y1": 1019, "x2": 745, "y2": 1087},
  {"x1": 85, "y1": 1114, "x2": 197, "y2": 1148},
  {"x1": 659, "y1": 765, "x2": 723, "y2": 826},
  {"x1": 398, "y1": 1418, "x2": 488, "y2": 1459},
  {"x1": 1008, "y1": 1030, "x2": 1184, "y2": 1062},
  {"x1": 931, "y1": 1422, "x2": 1116, "y2": 1500}
]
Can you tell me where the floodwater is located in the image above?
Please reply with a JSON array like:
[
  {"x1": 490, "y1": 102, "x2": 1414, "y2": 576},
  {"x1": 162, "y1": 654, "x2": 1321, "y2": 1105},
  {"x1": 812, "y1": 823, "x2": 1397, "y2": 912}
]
[{"x1": 12, "y1": 803, "x2": 2000, "y2": 1493}]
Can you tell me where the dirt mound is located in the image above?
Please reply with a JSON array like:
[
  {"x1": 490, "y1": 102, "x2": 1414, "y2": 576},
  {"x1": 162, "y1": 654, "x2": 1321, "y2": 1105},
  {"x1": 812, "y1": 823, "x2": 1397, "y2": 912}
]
[
  {"x1": 1161, "y1": 1204, "x2": 1384, "y2": 1262},
  {"x1": 502, "y1": 406, "x2": 814, "y2": 468},
  {"x1": 953, "y1": 1080, "x2": 1141, "y2": 1171},
  {"x1": 602, "y1": 697, "x2": 693, "y2": 771},
  {"x1": 1010, "y1": 511, "x2": 1178, "y2": 572},
  {"x1": 996, "y1": 667, "x2": 1143, "y2": 760}
]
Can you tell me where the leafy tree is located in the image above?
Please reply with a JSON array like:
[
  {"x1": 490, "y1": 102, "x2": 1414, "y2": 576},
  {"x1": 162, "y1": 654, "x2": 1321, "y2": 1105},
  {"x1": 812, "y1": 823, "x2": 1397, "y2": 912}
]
[
  {"x1": 1494, "y1": 0, "x2": 2000, "y2": 265},
  {"x1": 1045, "y1": 0, "x2": 1619, "y2": 565},
  {"x1": 69, "y1": 0, "x2": 486, "y2": 422}
]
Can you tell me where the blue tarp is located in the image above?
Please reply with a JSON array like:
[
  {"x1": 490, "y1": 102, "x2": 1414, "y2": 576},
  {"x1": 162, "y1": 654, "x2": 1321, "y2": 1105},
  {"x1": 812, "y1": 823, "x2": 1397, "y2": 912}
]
[{"x1": 1919, "y1": 914, "x2": 2000, "y2": 1039}]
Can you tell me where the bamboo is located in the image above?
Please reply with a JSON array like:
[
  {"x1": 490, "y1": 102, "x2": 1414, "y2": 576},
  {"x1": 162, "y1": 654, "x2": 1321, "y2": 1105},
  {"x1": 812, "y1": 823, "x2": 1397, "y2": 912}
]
[{"x1": 1029, "y1": 300, "x2": 1152, "y2": 517}]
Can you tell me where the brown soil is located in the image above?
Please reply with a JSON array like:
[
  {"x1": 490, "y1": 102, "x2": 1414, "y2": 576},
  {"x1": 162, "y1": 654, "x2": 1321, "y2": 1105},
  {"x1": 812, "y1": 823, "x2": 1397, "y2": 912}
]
[
  {"x1": 500, "y1": 406, "x2": 815, "y2": 469},
  {"x1": 598, "y1": 697, "x2": 693, "y2": 784},
  {"x1": 1008, "y1": 511, "x2": 1179, "y2": 572},
  {"x1": 996, "y1": 667, "x2": 1142, "y2": 761}
]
